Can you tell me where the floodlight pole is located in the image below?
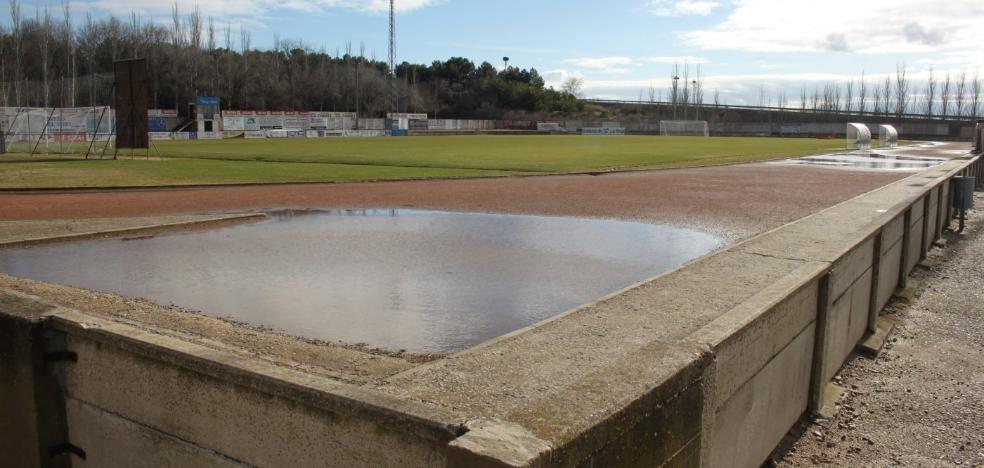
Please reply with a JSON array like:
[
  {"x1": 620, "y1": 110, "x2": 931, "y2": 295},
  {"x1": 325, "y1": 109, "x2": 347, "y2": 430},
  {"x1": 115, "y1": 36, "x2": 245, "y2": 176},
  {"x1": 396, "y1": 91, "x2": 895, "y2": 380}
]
[
  {"x1": 672, "y1": 76, "x2": 679, "y2": 120},
  {"x1": 692, "y1": 80, "x2": 698, "y2": 121}
]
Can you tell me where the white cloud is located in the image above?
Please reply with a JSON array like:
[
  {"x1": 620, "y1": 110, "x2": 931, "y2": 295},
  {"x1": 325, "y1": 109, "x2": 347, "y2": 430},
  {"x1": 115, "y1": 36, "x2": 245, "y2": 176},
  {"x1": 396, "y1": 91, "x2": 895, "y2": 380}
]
[
  {"x1": 641, "y1": 55, "x2": 710, "y2": 65},
  {"x1": 318, "y1": 0, "x2": 444, "y2": 14},
  {"x1": 76, "y1": 0, "x2": 441, "y2": 28},
  {"x1": 683, "y1": 0, "x2": 984, "y2": 61},
  {"x1": 647, "y1": 0, "x2": 722, "y2": 16},
  {"x1": 541, "y1": 69, "x2": 584, "y2": 90},
  {"x1": 562, "y1": 56, "x2": 635, "y2": 69}
]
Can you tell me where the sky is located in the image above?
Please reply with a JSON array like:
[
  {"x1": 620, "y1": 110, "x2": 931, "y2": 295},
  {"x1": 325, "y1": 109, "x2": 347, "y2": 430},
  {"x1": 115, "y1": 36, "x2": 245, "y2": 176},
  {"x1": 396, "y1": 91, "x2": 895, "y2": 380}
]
[{"x1": 6, "y1": 0, "x2": 984, "y2": 105}]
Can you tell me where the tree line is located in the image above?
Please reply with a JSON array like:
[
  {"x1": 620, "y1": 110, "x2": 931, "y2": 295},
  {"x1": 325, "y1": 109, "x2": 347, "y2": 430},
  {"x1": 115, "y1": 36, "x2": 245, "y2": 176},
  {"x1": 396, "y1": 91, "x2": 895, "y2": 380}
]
[
  {"x1": 635, "y1": 64, "x2": 982, "y2": 120},
  {"x1": 0, "y1": 1, "x2": 582, "y2": 118}
]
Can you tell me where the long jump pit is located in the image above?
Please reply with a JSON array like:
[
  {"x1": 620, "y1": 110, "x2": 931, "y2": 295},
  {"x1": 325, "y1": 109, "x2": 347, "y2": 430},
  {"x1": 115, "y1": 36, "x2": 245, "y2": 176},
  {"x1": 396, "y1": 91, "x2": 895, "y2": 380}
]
[{"x1": 1, "y1": 142, "x2": 979, "y2": 467}]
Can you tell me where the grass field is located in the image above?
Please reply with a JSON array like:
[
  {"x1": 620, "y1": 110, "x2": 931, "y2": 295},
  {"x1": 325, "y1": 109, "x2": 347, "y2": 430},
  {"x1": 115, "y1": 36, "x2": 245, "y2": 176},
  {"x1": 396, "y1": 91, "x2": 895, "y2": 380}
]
[{"x1": 0, "y1": 135, "x2": 847, "y2": 188}]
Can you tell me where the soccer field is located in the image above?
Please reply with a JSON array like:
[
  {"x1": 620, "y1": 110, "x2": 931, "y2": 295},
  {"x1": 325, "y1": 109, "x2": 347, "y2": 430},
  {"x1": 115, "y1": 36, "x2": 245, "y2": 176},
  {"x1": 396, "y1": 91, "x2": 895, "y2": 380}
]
[{"x1": 0, "y1": 135, "x2": 846, "y2": 189}]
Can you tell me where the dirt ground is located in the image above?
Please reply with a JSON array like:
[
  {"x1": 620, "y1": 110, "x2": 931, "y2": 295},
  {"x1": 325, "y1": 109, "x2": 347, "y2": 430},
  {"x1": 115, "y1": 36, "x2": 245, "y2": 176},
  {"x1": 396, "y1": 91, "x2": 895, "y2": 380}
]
[
  {"x1": 0, "y1": 213, "x2": 262, "y2": 247},
  {"x1": 777, "y1": 193, "x2": 984, "y2": 467},
  {"x1": 0, "y1": 164, "x2": 909, "y2": 242}
]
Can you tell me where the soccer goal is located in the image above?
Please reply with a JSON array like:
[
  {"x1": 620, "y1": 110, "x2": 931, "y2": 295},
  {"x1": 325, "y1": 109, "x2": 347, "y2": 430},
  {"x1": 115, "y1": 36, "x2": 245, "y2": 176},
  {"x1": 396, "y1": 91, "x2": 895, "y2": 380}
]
[
  {"x1": 1, "y1": 106, "x2": 115, "y2": 156},
  {"x1": 846, "y1": 123, "x2": 871, "y2": 151},
  {"x1": 659, "y1": 120, "x2": 709, "y2": 137},
  {"x1": 878, "y1": 124, "x2": 898, "y2": 148}
]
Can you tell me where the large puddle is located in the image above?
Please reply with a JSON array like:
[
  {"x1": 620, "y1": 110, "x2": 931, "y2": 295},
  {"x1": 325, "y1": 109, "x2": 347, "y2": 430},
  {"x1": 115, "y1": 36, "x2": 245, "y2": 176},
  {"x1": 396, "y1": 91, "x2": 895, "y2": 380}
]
[
  {"x1": 771, "y1": 152, "x2": 945, "y2": 171},
  {"x1": 0, "y1": 210, "x2": 723, "y2": 353}
]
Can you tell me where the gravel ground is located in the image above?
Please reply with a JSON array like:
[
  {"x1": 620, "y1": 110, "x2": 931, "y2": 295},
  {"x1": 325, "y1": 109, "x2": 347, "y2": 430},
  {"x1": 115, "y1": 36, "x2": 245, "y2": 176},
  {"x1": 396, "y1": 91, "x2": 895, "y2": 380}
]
[{"x1": 777, "y1": 192, "x2": 984, "y2": 467}]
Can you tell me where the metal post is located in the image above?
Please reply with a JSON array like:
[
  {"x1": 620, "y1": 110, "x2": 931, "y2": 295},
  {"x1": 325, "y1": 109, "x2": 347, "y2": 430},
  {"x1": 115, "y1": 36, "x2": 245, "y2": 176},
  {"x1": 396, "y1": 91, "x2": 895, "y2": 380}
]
[
  {"x1": 84, "y1": 106, "x2": 107, "y2": 160},
  {"x1": 31, "y1": 109, "x2": 56, "y2": 156}
]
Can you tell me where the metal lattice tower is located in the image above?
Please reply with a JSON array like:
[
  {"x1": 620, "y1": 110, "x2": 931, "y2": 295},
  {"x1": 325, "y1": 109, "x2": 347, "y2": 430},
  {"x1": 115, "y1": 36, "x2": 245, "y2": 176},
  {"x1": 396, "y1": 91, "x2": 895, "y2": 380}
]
[{"x1": 389, "y1": 0, "x2": 397, "y2": 114}]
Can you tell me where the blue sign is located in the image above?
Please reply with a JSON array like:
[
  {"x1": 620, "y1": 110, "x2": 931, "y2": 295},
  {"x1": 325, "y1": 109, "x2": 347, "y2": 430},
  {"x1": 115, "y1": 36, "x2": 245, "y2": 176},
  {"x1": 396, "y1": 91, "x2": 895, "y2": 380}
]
[
  {"x1": 148, "y1": 116, "x2": 168, "y2": 132},
  {"x1": 196, "y1": 96, "x2": 220, "y2": 106}
]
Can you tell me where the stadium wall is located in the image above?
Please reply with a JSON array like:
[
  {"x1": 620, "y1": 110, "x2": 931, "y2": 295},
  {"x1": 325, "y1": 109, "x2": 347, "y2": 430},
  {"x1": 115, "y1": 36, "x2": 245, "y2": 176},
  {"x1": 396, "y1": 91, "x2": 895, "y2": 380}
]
[{"x1": 0, "y1": 155, "x2": 980, "y2": 467}]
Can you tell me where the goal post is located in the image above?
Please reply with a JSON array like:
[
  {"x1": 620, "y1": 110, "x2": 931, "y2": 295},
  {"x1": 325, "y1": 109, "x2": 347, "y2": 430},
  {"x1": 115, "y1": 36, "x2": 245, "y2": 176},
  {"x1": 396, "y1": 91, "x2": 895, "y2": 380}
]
[
  {"x1": 1, "y1": 106, "x2": 115, "y2": 156},
  {"x1": 659, "y1": 120, "x2": 709, "y2": 137}
]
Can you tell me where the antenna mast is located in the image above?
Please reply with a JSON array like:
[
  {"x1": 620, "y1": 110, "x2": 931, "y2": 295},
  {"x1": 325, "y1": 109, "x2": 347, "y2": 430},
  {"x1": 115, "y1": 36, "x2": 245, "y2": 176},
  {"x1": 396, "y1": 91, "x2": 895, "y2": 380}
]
[{"x1": 389, "y1": 0, "x2": 397, "y2": 114}]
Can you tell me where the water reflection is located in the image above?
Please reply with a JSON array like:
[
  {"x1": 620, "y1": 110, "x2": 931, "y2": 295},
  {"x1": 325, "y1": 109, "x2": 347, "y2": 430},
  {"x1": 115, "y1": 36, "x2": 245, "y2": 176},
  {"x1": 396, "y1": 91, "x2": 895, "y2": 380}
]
[
  {"x1": 772, "y1": 152, "x2": 945, "y2": 171},
  {"x1": 0, "y1": 210, "x2": 723, "y2": 353}
]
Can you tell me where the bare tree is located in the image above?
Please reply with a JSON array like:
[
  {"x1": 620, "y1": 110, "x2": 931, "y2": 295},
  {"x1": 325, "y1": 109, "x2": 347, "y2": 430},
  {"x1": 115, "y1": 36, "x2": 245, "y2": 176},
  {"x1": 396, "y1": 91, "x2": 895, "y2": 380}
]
[
  {"x1": 679, "y1": 63, "x2": 691, "y2": 118},
  {"x1": 171, "y1": 2, "x2": 182, "y2": 46},
  {"x1": 821, "y1": 82, "x2": 835, "y2": 111},
  {"x1": 844, "y1": 78, "x2": 854, "y2": 114},
  {"x1": 881, "y1": 75, "x2": 892, "y2": 116},
  {"x1": 972, "y1": 73, "x2": 981, "y2": 119},
  {"x1": 0, "y1": 22, "x2": 6, "y2": 108},
  {"x1": 207, "y1": 17, "x2": 215, "y2": 52},
  {"x1": 188, "y1": 6, "x2": 202, "y2": 50},
  {"x1": 857, "y1": 72, "x2": 867, "y2": 114},
  {"x1": 894, "y1": 63, "x2": 909, "y2": 118},
  {"x1": 872, "y1": 86, "x2": 882, "y2": 115},
  {"x1": 63, "y1": 0, "x2": 76, "y2": 106},
  {"x1": 940, "y1": 73, "x2": 952, "y2": 118},
  {"x1": 692, "y1": 65, "x2": 703, "y2": 119},
  {"x1": 954, "y1": 71, "x2": 966, "y2": 117},
  {"x1": 713, "y1": 89, "x2": 720, "y2": 107},
  {"x1": 40, "y1": 7, "x2": 53, "y2": 108},
  {"x1": 925, "y1": 67, "x2": 936, "y2": 118},
  {"x1": 10, "y1": 0, "x2": 22, "y2": 106},
  {"x1": 561, "y1": 77, "x2": 584, "y2": 98},
  {"x1": 239, "y1": 26, "x2": 250, "y2": 107}
]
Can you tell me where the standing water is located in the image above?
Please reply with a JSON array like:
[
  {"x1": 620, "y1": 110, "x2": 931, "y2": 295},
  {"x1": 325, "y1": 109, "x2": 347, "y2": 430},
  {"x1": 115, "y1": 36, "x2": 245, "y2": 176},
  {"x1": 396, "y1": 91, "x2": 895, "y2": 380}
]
[{"x1": 0, "y1": 210, "x2": 723, "y2": 353}]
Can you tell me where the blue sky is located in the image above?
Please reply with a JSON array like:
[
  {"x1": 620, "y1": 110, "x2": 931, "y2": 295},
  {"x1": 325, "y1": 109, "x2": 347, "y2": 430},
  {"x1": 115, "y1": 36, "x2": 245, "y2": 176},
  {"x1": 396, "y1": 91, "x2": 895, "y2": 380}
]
[{"x1": 8, "y1": 0, "x2": 984, "y2": 105}]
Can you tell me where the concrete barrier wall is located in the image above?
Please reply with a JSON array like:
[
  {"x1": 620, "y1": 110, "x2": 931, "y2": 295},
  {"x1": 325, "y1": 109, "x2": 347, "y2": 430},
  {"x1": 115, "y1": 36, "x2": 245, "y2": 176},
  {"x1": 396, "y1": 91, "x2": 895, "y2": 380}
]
[
  {"x1": 1, "y1": 155, "x2": 980, "y2": 468},
  {"x1": 1, "y1": 306, "x2": 464, "y2": 467},
  {"x1": 687, "y1": 154, "x2": 981, "y2": 468},
  {"x1": 876, "y1": 215, "x2": 905, "y2": 312}
]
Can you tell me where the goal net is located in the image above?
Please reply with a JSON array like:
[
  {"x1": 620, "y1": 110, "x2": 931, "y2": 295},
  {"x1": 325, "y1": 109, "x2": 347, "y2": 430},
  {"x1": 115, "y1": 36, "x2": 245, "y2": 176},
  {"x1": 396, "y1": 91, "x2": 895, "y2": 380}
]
[
  {"x1": 659, "y1": 120, "x2": 709, "y2": 137},
  {"x1": 1, "y1": 107, "x2": 115, "y2": 156}
]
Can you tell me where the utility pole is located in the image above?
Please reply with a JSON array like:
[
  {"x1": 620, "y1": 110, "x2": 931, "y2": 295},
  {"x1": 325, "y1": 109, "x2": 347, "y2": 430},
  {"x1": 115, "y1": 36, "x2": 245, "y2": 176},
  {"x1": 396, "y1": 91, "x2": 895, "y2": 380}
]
[{"x1": 389, "y1": 0, "x2": 397, "y2": 114}]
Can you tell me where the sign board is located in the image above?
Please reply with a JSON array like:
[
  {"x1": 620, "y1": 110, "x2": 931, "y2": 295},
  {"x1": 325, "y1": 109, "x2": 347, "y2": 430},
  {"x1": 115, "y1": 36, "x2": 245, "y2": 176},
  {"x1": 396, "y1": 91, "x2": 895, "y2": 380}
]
[
  {"x1": 780, "y1": 123, "x2": 801, "y2": 135},
  {"x1": 148, "y1": 116, "x2": 169, "y2": 132},
  {"x1": 581, "y1": 127, "x2": 626, "y2": 135},
  {"x1": 387, "y1": 113, "x2": 428, "y2": 120}
]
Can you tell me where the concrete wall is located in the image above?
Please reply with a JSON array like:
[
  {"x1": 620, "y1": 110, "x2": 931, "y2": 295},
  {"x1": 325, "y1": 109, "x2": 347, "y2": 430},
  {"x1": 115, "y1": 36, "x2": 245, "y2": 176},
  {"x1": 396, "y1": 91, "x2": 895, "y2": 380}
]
[
  {"x1": 1, "y1": 155, "x2": 980, "y2": 468},
  {"x1": 1, "y1": 306, "x2": 464, "y2": 467},
  {"x1": 688, "y1": 155, "x2": 981, "y2": 468}
]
